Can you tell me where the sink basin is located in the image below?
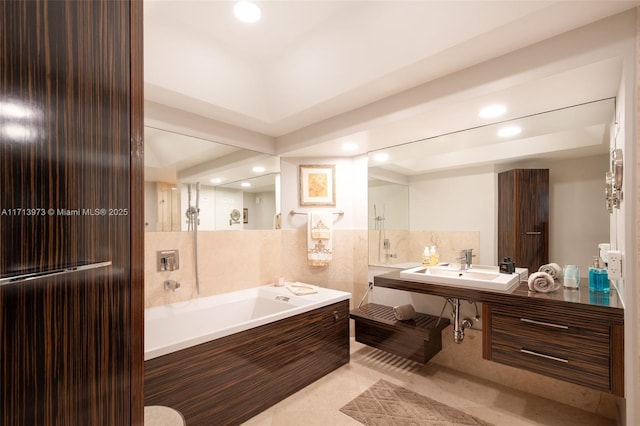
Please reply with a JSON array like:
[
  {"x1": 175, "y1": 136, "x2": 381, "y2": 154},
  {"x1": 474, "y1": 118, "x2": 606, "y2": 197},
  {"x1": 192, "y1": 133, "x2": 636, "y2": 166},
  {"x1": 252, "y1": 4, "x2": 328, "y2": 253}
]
[{"x1": 399, "y1": 264, "x2": 527, "y2": 292}]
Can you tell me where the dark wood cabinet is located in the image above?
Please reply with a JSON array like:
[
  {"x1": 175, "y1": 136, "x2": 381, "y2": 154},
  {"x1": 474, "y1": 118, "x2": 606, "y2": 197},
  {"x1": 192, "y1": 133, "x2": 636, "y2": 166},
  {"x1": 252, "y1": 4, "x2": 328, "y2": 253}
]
[
  {"x1": 498, "y1": 169, "x2": 549, "y2": 273},
  {"x1": 483, "y1": 302, "x2": 624, "y2": 396},
  {"x1": 373, "y1": 271, "x2": 624, "y2": 397},
  {"x1": 0, "y1": 1, "x2": 144, "y2": 424}
]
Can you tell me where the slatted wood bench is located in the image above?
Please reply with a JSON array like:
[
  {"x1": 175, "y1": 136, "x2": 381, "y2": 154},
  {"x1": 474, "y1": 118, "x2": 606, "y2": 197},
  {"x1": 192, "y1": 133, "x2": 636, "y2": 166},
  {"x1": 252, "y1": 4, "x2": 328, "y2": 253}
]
[{"x1": 350, "y1": 303, "x2": 450, "y2": 364}]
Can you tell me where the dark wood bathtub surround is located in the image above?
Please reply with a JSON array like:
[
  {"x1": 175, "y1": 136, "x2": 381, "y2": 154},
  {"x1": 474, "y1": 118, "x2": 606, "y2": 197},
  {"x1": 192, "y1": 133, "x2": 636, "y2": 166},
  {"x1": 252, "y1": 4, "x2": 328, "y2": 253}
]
[
  {"x1": 1, "y1": 1, "x2": 144, "y2": 424},
  {"x1": 145, "y1": 300, "x2": 350, "y2": 426}
]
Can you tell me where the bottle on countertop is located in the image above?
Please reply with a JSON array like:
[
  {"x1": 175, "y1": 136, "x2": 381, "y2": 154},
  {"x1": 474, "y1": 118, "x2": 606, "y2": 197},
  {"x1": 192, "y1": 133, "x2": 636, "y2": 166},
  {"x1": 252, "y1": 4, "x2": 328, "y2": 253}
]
[
  {"x1": 429, "y1": 245, "x2": 439, "y2": 267},
  {"x1": 588, "y1": 256, "x2": 609, "y2": 293},
  {"x1": 421, "y1": 247, "x2": 430, "y2": 267}
]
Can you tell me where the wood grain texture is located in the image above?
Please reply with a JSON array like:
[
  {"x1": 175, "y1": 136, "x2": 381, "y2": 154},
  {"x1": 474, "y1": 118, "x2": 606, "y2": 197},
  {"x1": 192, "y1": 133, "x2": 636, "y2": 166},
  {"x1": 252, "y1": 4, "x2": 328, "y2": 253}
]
[
  {"x1": 144, "y1": 301, "x2": 350, "y2": 426},
  {"x1": 350, "y1": 303, "x2": 450, "y2": 363},
  {"x1": 484, "y1": 303, "x2": 622, "y2": 395},
  {"x1": 0, "y1": 1, "x2": 143, "y2": 424},
  {"x1": 498, "y1": 169, "x2": 549, "y2": 273},
  {"x1": 374, "y1": 271, "x2": 624, "y2": 395},
  {"x1": 129, "y1": 0, "x2": 145, "y2": 424},
  {"x1": 610, "y1": 324, "x2": 625, "y2": 396}
]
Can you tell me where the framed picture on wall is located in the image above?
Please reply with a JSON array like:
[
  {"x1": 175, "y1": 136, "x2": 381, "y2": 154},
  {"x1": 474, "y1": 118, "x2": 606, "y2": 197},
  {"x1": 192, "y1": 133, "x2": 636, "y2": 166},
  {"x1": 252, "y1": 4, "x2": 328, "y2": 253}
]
[
  {"x1": 243, "y1": 208, "x2": 248, "y2": 224},
  {"x1": 299, "y1": 164, "x2": 336, "y2": 206}
]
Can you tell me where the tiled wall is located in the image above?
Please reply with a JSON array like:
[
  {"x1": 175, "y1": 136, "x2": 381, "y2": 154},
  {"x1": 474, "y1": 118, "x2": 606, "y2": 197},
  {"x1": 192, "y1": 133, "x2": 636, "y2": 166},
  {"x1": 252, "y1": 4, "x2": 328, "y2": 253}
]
[
  {"x1": 636, "y1": 5, "x2": 640, "y2": 416},
  {"x1": 145, "y1": 229, "x2": 367, "y2": 309},
  {"x1": 368, "y1": 229, "x2": 480, "y2": 267}
]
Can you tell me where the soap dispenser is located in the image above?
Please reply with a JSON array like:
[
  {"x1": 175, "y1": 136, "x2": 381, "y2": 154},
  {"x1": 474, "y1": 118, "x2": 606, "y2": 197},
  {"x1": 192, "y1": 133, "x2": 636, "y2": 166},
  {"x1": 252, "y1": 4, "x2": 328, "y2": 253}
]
[
  {"x1": 429, "y1": 245, "x2": 439, "y2": 266},
  {"x1": 421, "y1": 247, "x2": 430, "y2": 267},
  {"x1": 588, "y1": 256, "x2": 609, "y2": 293}
]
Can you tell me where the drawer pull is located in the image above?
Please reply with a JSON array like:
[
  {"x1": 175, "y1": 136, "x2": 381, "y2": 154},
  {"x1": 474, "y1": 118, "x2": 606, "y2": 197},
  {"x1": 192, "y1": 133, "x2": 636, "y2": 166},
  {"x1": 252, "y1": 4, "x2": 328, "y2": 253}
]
[
  {"x1": 520, "y1": 318, "x2": 568, "y2": 329},
  {"x1": 525, "y1": 231, "x2": 542, "y2": 235},
  {"x1": 521, "y1": 349, "x2": 569, "y2": 363}
]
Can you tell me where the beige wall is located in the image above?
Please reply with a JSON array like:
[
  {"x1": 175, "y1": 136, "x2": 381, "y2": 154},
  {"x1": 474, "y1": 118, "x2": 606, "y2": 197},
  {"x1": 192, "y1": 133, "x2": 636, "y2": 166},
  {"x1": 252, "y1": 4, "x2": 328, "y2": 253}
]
[
  {"x1": 145, "y1": 229, "x2": 368, "y2": 309},
  {"x1": 636, "y1": 5, "x2": 640, "y2": 422}
]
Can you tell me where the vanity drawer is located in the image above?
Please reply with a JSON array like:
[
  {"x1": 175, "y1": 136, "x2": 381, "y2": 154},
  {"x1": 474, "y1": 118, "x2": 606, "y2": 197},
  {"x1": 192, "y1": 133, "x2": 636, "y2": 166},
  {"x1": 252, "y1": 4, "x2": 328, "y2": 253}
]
[{"x1": 490, "y1": 312, "x2": 611, "y2": 391}]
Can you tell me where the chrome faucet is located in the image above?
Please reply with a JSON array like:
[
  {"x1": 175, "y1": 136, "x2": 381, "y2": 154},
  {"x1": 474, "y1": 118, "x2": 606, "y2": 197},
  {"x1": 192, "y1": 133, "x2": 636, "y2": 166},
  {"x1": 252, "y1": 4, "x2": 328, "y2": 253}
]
[{"x1": 458, "y1": 249, "x2": 475, "y2": 270}]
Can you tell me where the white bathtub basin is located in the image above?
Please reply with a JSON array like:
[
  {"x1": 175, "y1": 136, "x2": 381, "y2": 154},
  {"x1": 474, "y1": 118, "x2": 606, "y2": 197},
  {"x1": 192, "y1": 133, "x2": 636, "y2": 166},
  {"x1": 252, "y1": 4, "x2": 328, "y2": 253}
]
[{"x1": 399, "y1": 264, "x2": 526, "y2": 292}]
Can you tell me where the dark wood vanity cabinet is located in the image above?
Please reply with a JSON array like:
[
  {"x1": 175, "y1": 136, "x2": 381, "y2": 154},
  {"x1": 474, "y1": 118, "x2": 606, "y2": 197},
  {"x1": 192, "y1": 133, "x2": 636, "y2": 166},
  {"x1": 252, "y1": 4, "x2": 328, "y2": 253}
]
[
  {"x1": 483, "y1": 302, "x2": 624, "y2": 396},
  {"x1": 498, "y1": 169, "x2": 549, "y2": 273},
  {"x1": 374, "y1": 271, "x2": 624, "y2": 397}
]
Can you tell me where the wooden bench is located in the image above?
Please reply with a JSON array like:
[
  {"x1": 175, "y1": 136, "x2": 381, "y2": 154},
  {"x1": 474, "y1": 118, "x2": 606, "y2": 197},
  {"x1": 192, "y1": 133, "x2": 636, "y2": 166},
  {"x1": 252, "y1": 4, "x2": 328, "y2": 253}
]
[{"x1": 350, "y1": 303, "x2": 450, "y2": 364}]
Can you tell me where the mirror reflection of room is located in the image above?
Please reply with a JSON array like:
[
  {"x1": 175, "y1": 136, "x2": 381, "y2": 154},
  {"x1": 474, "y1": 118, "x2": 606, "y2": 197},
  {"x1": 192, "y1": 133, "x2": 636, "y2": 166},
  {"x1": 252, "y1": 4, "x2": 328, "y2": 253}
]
[
  {"x1": 143, "y1": 126, "x2": 280, "y2": 231},
  {"x1": 367, "y1": 98, "x2": 614, "y2": 275}
]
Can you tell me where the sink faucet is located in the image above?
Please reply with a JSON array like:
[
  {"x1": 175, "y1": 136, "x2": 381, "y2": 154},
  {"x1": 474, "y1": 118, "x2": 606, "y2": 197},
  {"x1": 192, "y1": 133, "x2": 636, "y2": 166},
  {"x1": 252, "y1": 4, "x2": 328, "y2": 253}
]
[{"x1": 458, "y1": 249, "x2": 475, "y2": 270}]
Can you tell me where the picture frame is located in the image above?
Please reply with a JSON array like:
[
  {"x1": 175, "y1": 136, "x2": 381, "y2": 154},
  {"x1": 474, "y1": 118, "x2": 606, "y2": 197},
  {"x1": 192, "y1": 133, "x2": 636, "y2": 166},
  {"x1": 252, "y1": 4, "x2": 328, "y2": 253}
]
[
  {"x1": 243, "y1": 207, "x2": 248, "y2": 224},
  {"x1": 299, "y1": 164, "x2": 336, "y2": 206}
]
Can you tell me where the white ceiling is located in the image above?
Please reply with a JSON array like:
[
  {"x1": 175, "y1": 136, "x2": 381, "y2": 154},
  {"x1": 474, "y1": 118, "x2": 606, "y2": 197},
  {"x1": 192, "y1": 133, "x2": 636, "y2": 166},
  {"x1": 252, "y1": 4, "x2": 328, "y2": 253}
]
[{"x1": 143, "y1": 0, "x2": 637, "y2": 168}]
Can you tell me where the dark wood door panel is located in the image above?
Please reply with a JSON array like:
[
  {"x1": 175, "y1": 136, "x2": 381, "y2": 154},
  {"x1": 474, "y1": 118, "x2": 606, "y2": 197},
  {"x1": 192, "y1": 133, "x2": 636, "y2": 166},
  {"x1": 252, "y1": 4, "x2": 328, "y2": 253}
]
[{"x1": 0, "y1": 1, "x2": 142, "y2": 424}]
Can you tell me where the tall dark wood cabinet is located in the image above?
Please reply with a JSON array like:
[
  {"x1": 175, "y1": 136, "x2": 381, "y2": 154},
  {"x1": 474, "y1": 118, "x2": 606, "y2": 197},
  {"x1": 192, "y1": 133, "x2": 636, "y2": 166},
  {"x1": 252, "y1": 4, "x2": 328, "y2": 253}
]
[
  {"x1": 498, "y1": 169, "x2": 549, "y2": 274},
  {"x1": 0, "y1": 1, "x2": 144, "y2": 425}
]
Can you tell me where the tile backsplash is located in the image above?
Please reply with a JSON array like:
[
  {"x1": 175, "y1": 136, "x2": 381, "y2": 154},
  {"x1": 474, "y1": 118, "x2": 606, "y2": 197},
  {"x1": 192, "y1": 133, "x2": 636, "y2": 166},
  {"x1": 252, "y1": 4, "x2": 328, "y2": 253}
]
[{"x1": 144, "y1": 229, "x2": 367, "y2": 308}]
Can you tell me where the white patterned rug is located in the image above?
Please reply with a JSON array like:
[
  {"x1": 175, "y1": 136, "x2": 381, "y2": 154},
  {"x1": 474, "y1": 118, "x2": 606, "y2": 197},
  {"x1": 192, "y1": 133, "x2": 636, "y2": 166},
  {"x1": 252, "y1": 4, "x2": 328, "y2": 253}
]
[{"x1": 340, "y1": 379, "x2": 494, "y2": 426}]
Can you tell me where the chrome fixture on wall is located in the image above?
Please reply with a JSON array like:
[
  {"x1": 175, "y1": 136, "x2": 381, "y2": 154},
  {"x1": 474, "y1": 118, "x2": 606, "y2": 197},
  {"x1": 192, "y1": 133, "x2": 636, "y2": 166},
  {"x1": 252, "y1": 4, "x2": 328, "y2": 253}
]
[
  {"x1": 605, "y1": 148, "x2": 623, "y2": 212},
  {"x1": 185, "y1": 183, "x2": 201, "y2": 294},
  {"x1": 164, "y1": 280, "x2": 181, "y2": 292},
  {"x1": 157, "y1": 250, "x2": 179, "y2": 272}
]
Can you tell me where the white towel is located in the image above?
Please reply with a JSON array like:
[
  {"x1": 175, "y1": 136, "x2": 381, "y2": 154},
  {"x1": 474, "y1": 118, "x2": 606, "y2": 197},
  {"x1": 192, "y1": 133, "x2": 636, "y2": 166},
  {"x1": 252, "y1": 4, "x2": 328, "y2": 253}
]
[
  {"x1": 286, "y1": 282, "x2": 319, "y2": 296},
  {"x1": 393, "y1": 304, "x2": 416, "y2": 321},
  {"x1": 307, "y1": 213, "x2": 333, "y2": 266},
  {"x1": 527, "y1": 271, "x2": 559, "y2": 293},
  {"x1": 538, "y1": 263, "x2": 562, "y2": 280}
]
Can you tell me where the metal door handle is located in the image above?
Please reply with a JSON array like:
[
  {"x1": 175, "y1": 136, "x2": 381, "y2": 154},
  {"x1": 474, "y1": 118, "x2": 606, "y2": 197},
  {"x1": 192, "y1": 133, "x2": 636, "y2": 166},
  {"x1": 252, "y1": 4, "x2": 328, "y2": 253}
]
[
  {"x1": 0, "y1": 261, "x2": 112, "y2": 286},
  {"x1": 520, "y1": 317, "x2": 569, "y2": 329},
  {"x1": 521, "y1": 349, "x2": 569, "y2": 363}
]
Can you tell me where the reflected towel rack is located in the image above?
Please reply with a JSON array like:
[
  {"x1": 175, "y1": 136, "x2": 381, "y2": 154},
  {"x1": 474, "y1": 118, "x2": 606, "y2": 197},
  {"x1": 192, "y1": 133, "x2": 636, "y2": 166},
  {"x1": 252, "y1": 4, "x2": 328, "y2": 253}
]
[
  {"x1": 0, "y1": 261, "x2": 112, "y2": 286},
  {"x1": 289, "y1": 210, "x2": 344, "y2": 216}
]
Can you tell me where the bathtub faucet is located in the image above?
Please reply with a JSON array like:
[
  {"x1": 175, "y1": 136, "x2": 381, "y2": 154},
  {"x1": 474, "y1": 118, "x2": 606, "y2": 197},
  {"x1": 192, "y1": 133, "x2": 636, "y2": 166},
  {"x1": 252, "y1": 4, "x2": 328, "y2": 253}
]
[{"x1": 164, "y1": 279, "x2": 181, "y2": 292}]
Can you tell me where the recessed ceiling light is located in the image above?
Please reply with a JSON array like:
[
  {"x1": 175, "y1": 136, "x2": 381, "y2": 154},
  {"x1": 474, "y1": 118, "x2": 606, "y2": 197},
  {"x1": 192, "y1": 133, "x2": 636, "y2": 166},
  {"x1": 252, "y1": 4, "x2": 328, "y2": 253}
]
[
  {"x1": 210, "y1": 178, "x2": 223, "y2": 184},
  {"x1": 373, "y1": 152, "x2": 389, "y2": 162},
  {"x1": 241, "y1": 182, "x2": 251, "y2": 188},
  {"x1": 497, "y1": 125, "x2": 522, "y2": 138},
  {"x1": 252, "y1": 166, "x2": 266, "y2": 173},
  {"x1": 479, "y1": 104, "x2": 507, "y2": 119},
  {"x1": 341, "y1": 142, "x2": 358, "y2": 152},
  {"x1": 234, "y1": 1, "x2": 261, "y2": 23}
]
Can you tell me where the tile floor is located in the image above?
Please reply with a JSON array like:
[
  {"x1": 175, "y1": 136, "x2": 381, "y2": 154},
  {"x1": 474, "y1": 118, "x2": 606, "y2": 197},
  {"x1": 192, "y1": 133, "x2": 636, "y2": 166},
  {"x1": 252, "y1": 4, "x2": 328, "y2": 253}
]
[{"x1": 241, "y1": 339, "x2": 617, "y2": 426}]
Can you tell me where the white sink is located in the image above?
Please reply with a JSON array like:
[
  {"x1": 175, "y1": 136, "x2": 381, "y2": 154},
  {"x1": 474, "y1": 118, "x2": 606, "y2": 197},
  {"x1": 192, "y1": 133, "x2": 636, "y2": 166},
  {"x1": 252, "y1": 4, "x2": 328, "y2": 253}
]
[{"x1": 399, "y1": 264, "x2": 527, "y2": 292}]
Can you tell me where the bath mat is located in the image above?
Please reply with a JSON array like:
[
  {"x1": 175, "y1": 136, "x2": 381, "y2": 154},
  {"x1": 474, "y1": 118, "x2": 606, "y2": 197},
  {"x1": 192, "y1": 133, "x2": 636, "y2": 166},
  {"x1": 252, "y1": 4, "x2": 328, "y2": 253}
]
[{"x1": 340, "y1": 379, "x2": 494, "y2": 426}]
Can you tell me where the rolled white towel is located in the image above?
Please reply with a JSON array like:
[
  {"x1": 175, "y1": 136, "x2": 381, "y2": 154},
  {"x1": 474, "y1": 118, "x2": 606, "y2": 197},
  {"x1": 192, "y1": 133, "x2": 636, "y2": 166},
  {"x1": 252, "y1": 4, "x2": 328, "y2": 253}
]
[
  {"x1": 393, "y1": 304, "x2": 416, "y2": 321},
  {"x1": 538, "y1": 263, "x2": 562, "y2": 280},
  {"x1": 527, "y1": 271, "x2": 559, "y2": 293}
]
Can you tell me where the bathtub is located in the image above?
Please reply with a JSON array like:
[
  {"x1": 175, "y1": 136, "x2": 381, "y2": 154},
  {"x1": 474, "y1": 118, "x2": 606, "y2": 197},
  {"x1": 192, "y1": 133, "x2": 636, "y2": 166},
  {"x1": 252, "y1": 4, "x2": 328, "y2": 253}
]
[
  {"x1": 144, "y1": 284, "x2": 351, "y2": 425},
  {"x1": 145, "y1": 284, "x2": 350, "y2": 360}
]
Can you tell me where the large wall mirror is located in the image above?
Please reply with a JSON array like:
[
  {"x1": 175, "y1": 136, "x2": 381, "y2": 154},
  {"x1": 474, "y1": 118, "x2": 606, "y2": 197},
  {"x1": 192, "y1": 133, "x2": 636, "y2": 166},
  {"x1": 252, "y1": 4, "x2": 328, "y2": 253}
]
[
  {"x1": 144, "y1": 126, "x2": 281, "y2": 231},
  {"x1": 367, "y1": 98, "x2": 615, "y2": 272}
]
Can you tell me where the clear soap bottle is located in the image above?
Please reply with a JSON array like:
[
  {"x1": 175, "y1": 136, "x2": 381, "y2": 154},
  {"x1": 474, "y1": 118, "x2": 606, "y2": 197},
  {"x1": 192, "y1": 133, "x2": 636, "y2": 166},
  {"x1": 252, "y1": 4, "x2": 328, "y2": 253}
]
[
  {"x1": 588, "y1": 256, "x2": 609, "y2": 293},
  {"x1": 421, "y1": 247, "x2": 430, "y2": 267},
  {"x1": 429, "y1": 245, "x2": 439, "y2": 267}
]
